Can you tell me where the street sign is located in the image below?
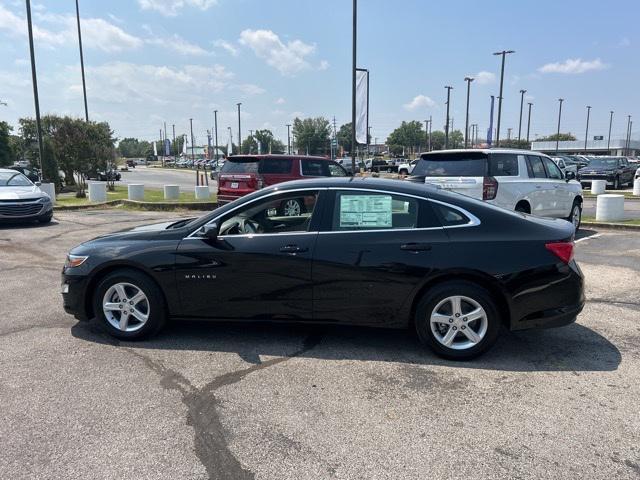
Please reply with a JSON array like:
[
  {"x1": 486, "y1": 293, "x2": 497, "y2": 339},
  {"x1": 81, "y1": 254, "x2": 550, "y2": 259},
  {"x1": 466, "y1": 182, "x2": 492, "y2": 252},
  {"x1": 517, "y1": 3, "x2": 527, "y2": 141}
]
[{"x1": 593, "y1": 135, "x2": 604, "y2": 141}]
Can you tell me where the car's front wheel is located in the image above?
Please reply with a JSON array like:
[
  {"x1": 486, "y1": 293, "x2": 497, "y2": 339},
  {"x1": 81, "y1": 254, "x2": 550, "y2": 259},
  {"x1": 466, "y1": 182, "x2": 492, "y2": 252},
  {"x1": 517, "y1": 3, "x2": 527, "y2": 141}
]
[
  {"x1": 567, "y1": 200, "x2": 582, "y2": 231},
  {"x1": 415, "y1": 281, "x2": 501, "y2": 360},
  {"x1": 93, "y1": 269, "x2": 166, "y2": 340}
]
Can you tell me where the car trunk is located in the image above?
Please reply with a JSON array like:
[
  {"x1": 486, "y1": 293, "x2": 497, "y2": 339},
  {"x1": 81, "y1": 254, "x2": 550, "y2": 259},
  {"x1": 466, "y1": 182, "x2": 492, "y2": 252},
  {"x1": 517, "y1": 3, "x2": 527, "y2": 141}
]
[{"x1": 218, "y1": 157, "x2": 261, "y2": 197}]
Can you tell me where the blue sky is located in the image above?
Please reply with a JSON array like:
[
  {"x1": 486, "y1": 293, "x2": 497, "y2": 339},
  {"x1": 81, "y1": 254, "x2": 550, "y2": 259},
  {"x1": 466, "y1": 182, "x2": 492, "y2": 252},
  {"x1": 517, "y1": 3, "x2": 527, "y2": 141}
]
[{"x1": 0, "y1": 0, "x2": 638, "y2": 146}]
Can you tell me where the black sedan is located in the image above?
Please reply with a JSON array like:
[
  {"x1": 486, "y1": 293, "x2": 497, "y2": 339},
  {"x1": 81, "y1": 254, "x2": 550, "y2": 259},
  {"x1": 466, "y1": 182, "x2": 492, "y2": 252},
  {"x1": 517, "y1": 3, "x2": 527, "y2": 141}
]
[{"x1": 61, "y1": 177, "x2": 584, "y2": 360}]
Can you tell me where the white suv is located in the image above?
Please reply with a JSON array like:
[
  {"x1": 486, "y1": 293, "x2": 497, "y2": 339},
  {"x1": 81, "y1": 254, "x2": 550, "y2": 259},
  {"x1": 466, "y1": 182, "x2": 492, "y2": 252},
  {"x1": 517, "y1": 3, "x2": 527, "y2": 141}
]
[{"x1": 407, "y1": 149, "x2": 584, "y2": 230}]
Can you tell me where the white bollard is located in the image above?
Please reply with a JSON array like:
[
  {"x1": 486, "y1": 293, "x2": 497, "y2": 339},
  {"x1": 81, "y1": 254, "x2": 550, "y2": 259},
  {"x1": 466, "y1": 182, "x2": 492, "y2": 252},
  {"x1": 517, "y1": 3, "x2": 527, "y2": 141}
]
[
  {"x1": 194, "y1": 185, "x2": 210, "y2": 200},
  {"x1": 164, "y1": 184, "x2": 180, "y2": 200},
  {"x1": 128, "y1": 183, "x2": 145, "y2": 201},
  {"x1": 596, "y1": 194, "x2": 625, "y2": 222},
  {"x1": 591, "y1": 179, "x2": 606, "y2": 195},
  {"x1": 38, "y1": 182, "x2": 56, "y2": 201},
  {"x1": 88, "y1": 182, "x2": 107, "y2": 203},
  {"x1": 633, "y1": 178, "x2": 640, "y2": 197}
]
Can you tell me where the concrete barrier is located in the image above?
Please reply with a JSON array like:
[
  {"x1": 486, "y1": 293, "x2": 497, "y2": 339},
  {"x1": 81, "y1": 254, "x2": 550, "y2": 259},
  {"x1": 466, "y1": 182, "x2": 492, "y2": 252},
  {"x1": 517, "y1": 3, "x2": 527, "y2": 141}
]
[
  {"x1": 164, "y1": 184, "x2": 180, "y2": 200},
  {"x1": 38, "y1": 182, "x2": 55, "y2": 201},
  {"x1": 591, "y1": 180, "x2": 606, "y2": 195},
  {"x1": 88, "y1": 182, "x2": 107, "y2": 203},
  {"x1": 634, "y1": 178, "x2": 640, "y2": 197},
  {"x1": 596, "y1": 194, "x2": 625, "y2": 222},
  {"x1": 128, "y1": 183, "x2": 144, "y2": 201},
  {"x1": 195, "y1": 185, "x2": 210, "y2": 200}
]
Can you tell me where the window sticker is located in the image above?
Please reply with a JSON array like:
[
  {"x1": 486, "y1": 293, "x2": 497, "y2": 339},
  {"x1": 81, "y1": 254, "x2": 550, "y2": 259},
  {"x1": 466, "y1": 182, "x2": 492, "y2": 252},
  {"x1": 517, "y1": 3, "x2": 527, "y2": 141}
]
[{"x1": 339, "y1": 194, "x2": 392, "y2": 228}]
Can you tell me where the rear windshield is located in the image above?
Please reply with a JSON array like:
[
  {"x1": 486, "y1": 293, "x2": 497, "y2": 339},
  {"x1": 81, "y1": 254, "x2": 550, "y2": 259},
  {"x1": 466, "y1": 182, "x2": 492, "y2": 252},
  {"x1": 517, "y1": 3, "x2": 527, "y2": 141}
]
[
  {"x1": 220, "y1": 158, "x2": 259, "y2": 174},
  {"x1": 413, "y1": 152, "x2": 518, "y2": 177}
]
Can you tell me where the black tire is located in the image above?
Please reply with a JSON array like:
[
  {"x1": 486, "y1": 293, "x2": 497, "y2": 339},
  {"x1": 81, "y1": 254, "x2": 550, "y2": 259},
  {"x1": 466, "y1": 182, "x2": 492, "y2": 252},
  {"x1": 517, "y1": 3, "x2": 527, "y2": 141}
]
[
  {"x1": 567, "y1": 200, "x2": 582, "y2": 231},
  {"x1": 515, "y1": 202, "x2": 530, "y2": 214},
  {"x1": 415, "y1": 281, "x2": 502, "y2": 360},
  {"x1": 37, "y1": 212, "x2": 53, "y2": 224},
  {"x1": 93, "y1": 269, "x2": 166, "y2": 340},
  {"x1": 399, "y1": 169, "x2": 408, "y2": 176},
  {"x1": 279, "y1": 198, "x2": 305, "y2": 217}
]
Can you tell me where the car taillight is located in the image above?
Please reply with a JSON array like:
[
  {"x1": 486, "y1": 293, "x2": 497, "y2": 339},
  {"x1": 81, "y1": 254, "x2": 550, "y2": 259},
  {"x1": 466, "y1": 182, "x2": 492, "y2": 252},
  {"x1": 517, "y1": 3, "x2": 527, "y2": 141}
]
[
  {"x1": 482, "y1": 176, "x2": 498, "y2": 200},
  {"x1": 545, "y1": 241, "x2": 574, "y2": 264}
]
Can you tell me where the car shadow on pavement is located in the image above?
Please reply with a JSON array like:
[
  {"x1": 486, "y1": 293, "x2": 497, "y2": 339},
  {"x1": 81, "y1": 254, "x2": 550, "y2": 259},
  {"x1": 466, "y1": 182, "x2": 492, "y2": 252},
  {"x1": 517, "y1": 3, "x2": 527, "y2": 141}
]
[
  {"x1": 575, "y1": 228, "x2": 599, "y2": 240},
  {"x1": 0, "y1": 219, "x2": 59, "y2": 230},
  {"x1": 71, "y1": 318, "x2": 621, "y2": 373}
]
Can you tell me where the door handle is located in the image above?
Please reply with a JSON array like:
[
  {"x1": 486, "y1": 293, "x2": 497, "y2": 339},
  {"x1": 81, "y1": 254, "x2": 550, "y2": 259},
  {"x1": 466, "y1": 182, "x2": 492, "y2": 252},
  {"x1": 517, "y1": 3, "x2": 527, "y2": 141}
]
[
  {"x1": 280, "y1": 245, "x2": 308, "y2": 253},
  {"x1": 400, "y1": 243, "x2": 432, "y2": 252}
]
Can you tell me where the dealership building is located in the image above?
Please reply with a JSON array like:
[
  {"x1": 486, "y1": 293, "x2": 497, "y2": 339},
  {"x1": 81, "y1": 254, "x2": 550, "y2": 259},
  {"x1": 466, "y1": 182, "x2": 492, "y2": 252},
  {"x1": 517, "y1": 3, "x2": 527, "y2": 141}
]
[{"x1": 530, "y1": 138, "x2": 639, "y2": 156}]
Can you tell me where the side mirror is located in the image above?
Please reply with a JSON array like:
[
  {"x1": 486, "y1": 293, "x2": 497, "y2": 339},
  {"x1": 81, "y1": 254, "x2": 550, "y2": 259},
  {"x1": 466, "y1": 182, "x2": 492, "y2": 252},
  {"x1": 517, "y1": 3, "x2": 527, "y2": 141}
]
[
  {"x1": 35, "y1": 181, "x2": 42, "y2": 186},
  {"x1": 565, "y1": 171, "x2": 576, "y2": 181},
  {"x1": 200, "y1": 222, "x2": 219, "y2": 239}
]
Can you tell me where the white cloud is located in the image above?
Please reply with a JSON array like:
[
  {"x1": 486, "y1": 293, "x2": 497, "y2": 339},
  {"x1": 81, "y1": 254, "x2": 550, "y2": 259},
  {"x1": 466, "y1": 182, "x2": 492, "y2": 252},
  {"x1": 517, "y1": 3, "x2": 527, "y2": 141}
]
[
  {"x1": 403, "y1": 94, "x2": 435, "y2": 111},
  {"x1": 538, "y1": 58, "x2": 608, "y2": 74},
  {"x1": 275, "y1": 97, "x2": 285, "y2": 104},
  {"x1": 239, "y1": 29, "x2": 316, "y2": 76},
  {"x1": 147, "y1": 34, "x2": 208, "y2": 56},
  {"x1": 213, "y1": 39, "x2": 239, "y2": 56},
  {"x1": 81, "y1": 18, "x2": 143, "y2": 52},
  {"x1": 233, "y1": 84, "x2": 266, "y2": 95},
  {"x1": 618, "y1": 37, "x2": 631, "y2": 48},
  {"x1": 475, "y1": 71, "x2": 496, "y2": 85},
  {"x1": 319, "y1": 60, "x2": 330, "y2": 71},
  {"x1": 137, "y1": 0, "x2": 218, "y2": 16}
]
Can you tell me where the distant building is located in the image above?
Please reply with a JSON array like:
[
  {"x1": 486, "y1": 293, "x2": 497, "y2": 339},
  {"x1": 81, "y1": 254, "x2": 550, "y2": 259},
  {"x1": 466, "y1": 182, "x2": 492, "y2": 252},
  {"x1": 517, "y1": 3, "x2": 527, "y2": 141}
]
[{"x1": 531, "y1": 138, "x2": 639, "y2": 156}]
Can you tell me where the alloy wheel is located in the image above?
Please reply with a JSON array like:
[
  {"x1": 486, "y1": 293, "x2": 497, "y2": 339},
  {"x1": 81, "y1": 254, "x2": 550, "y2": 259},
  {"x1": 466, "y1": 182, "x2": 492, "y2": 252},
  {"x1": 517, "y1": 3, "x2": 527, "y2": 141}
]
[
  {"x1": 102, "y1": 282, "x2": 150, "y2": 332},
  {"x1": 572, "y1": 205, "x2": 581, "y2": 229},
  {"x1": 283, "y1": 199, "x2": 301, "y2": 216},
  {"x1": 429, "y1": 295, "x2": 488, "y2": 350}
]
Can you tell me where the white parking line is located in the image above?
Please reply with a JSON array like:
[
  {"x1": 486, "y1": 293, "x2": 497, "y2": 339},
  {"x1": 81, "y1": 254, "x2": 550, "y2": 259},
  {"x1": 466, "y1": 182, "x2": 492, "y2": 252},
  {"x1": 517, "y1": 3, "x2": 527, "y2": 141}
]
[{"x1": 575, "y1": 233, "x2": 602, "y2": 243}]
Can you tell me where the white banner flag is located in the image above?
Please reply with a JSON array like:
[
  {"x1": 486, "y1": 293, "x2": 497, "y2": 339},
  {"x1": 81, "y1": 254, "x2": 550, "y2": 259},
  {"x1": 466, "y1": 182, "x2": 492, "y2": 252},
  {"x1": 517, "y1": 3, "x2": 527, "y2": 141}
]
[
  {"x1": 182, "y1": 136, "x2": 187, "y2": 155},
  {"x1": 153, "y1": 141, "x2": 157, "y2": 156},
  {"x1": 227, "y1": 132, "x2": 233, "y2": 156},
  {"x1": 355, "y1": 69, "x2": 368, "y2": 145}
]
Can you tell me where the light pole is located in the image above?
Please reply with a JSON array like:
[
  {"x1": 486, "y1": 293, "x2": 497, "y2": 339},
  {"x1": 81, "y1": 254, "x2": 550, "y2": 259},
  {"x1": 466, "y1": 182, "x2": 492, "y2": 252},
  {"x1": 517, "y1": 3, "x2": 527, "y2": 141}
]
[
  {"x1": 172, "y1": 124, "x2": 176, "y2": 159},
  {"x1": 75, "y1": 0, "x2": 88, "y2": 122},
  {"x1": 625, "y1": 115, "x2": 632, "y2": 155},
  {"x1": 286, "y1": 124, "x2": 291, "y2": 154},
  {"x1": 189, "y1": 118, "x2": 195, "y2": 161},
  {"x1": 351, "y1": 0, "x2": 357, "y2": 173},
  {"x1": 444, "y1": 86, "x2": 453, "y2": 149},
  {"x1": 517, "y1": 89, "x2": 526, "y2": 141},
  {"x1": 213, "y1": 110, "x2": 218, "y2": 162},
  {"x1": 424, "y1": 119, "x2": 429, "y2": 151},
  {"x1": 526, "y1": 102, "x2": 533, "y2": 144},
  {"x1": 584, "y1": 106, "x2": 591, "y2": 154},
  {"x1": 464, "y1": 76, "x2": 474, "y2": 148},
  {"x1": 236, "y1": 103, "x2": 242, "y2": 154},
  {"x1": 428, "y1": 115, "x2": 432, "y2": 151},
  {"x1": 607, "y1": 111, "x2": 614, "y2": 154},
  {"x1": 493, "y1": 49, "x2": 515, "y2": 147},
  {"x1": 555, "y1": 98, "x2": 564, "y2": 154},
  {"x1": 25, "y1": 0, "x2": 44, "y2": 177}
]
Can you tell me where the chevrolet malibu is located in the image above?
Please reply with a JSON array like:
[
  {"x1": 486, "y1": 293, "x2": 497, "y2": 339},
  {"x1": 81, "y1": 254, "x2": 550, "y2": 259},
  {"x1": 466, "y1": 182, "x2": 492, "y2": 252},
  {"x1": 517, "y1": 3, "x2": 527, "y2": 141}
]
[
  {"x1": 62, "y1": 177, "x2": 584, "y2": 360},
  {"x1": 0, "y1": 168, "x2": 53, "y2": 223}
]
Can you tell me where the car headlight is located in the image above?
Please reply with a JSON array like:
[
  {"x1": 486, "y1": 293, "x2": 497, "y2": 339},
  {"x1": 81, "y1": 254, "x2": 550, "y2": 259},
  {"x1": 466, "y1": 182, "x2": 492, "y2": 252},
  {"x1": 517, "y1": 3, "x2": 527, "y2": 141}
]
[
  {"x1": 38, "y1": 195, "x2": 52, "y2": 204},
  {"x1": 65, "y1": 254, "x2": 88, "y2": 268}
]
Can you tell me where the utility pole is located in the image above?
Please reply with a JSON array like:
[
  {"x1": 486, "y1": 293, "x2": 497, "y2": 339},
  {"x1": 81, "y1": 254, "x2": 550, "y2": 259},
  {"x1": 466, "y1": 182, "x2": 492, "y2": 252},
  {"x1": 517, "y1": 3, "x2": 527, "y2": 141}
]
[
  {"x1": 555, "y1": 98, "x2": 564, "y2": 154},
  {"x1": 464, "y1": 76, "x2": 474, "y2": 148},
  {"x1": 584, "y1": 106, "x2": 591, "y2": 154},
  {"x1": 26, "y1": 0, "x2": 44, "y2": 177},
  {"x1": 75, "y1": 0, "x2": 88, "y2": 122},
  {"x1": 607, "y1": 111, "x2": 614, "y2": 154},
  {"x1": 444, "y1": 86, "x2": 453, "y2": 149},
  {"x1": 517, "y1": 89, "x2": 526, "y2": 141},
  {"x1": 507, "y1": 128, "x2": 512, "y2": 140},
  {"x1": 428, "y1": 115, "x2": 432, "y2": 151},
  {"x1": 625, "y1": 115, "x2": 632, "y2": 155},
  {"x1": 248, "y1": 130, "x2": 253, "y2": 153},
  {"x1": 172, "y1": 124, "x2": 176, "y2": 159},
  {"x1": 189, "y1": 118, "x2": 195, "y2": 161},
  {"x1": 351, "y1": 0, "x2": 357, "y2": 173},
  {"x1": 213, "y1": 110, "x2": 219, "y2": 162},
  {"x1": 236, "y1": 103, "x2": 242, "y2": 154},
  {"x1": 286, "y1": 124, "x2": 291, "y2": 154},
  {"x1": 424, "y1": 119, "x2": 429, "y2": 151},
  {"x1": 526, "y1": 103, "x2": 533, "y2": 143},
  {"x1": 493, "y1": 49, "x2": 515, "y2": 147},
  {"x1": 163, "y1": 121, "x2": 167, "y2": 158}
]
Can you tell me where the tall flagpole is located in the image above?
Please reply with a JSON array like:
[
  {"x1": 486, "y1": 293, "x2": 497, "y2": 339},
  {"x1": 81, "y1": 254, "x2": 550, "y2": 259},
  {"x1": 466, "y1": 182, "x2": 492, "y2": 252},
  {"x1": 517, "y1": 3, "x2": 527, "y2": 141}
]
[{"x1": 351, "y1": 0, "x2": 357, "y2": 173}]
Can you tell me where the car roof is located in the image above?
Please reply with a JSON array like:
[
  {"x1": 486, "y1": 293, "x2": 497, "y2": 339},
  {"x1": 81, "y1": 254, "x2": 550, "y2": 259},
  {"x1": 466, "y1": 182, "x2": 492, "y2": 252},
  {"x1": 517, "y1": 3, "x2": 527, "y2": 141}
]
[
  {"x1": 419, "y1": 148, "x2": 549, "y2": 157},
  {"x1": 227, "y1": 154, "x2": 331, "y2": 161}
]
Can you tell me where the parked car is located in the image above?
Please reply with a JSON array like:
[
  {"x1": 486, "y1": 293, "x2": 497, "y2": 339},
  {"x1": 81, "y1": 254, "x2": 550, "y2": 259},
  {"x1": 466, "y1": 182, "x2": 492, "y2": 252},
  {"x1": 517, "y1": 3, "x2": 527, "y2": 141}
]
[
  {"x1": 369, "y1": 159, "x2": 399, "y2": 173},
  {"x1": 551, "y1": 156, "x2": 579, "y2": 177},
  {"x1": 0, "y1": 168, "x2": 53, "y2": 223},
  {"x1": 337, "y1": 157, "x2": 364, "y2": 174},
  {"x1": 87, "y1": 168, "x2": 122, "y2": 182},
  {"x1": 407, "y1": 149, "x2": 584, "y2": 230},
  {"x1": 635, "y1": 166, "x2": 640, "y2": 180},
  {"x1": 9, "y1": 165, "x2": 40, "y2": 183},
  {"x1": 577, "y1": 156, "x2": 635, "y2": 189},
  {"x1": 217, "y1": 154, "x2": 348, "y2": 208},
  {"x1": 398, "y1": 159, "x2": 419, "y2": 176},
  {"x1": 125, "y1": 159, "x2": 136, "y2": 168},
  {"x1": 61, "y1": 177, "x2": 584, "y2": 360}
]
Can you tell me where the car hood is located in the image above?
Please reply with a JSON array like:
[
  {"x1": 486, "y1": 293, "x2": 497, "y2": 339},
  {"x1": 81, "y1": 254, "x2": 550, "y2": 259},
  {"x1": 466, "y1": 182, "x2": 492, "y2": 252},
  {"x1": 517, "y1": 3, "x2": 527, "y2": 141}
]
[
  {"x1": 87, "y1": 218, "x2": 194, "y2": 243},
  {"x1": 579, "y1": 166, "x2": 615, "y2": 173},
  {"x1": 0, "y1": 185, "x2": 45, "y2": 200}
]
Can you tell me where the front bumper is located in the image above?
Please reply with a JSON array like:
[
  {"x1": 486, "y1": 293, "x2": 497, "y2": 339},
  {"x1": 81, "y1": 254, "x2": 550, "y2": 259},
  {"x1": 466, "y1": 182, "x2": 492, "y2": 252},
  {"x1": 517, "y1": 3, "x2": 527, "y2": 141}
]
[
  {"x1": 61, "y1": 273, "x2": 90, "y2": 321},
  {"x1": 0, "y1": 200, "x2": 51, "y2": 220},
  {"x1": 579, "y1": 174, "x2": 616, "y2": 186}
]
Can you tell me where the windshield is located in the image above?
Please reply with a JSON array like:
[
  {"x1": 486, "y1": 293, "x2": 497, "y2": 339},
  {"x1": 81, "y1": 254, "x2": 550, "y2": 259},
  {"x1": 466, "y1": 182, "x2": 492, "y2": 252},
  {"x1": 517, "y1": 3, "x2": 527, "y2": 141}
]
[
  {"x1": 0, "y1": 172, "x2": 33, "y2": 186},
  {"x1": 587, "y1": 158, "x2": 619, "y2": 168}
]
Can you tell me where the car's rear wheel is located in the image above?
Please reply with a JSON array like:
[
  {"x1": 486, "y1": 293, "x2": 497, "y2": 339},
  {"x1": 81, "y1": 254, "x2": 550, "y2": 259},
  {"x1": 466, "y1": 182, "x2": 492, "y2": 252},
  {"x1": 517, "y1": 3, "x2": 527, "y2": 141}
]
[
  {"x1": 93, "y1": 269, "x2": 166, "y2": 340},
  {"x1": 567, "y1": 200, "x2": 582, "y2": 231},
  {"x1": 415, "y1": 281, "x2": 501, "y2": 360},
  {"x1": 279, "y1": 198, "x2": 304, "y2": 216},
  {"x1": 515, "y1": 201, "x2": 530, "y2": 214}
]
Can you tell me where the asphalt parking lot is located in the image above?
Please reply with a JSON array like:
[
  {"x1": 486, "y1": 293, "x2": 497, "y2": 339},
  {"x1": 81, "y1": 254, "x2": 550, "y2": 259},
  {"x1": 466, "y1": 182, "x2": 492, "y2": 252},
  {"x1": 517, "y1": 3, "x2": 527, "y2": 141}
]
[{"x1": 1, "y1": 209, "x2": 639, "y2": 480}]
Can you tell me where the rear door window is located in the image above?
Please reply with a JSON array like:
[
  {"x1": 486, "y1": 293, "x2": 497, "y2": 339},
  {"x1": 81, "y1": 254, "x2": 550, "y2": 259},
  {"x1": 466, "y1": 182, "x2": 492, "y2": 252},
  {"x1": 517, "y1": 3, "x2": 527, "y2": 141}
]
[
  {"x1": 525, "y1": 155, "x2": 547, "y2": 178},
  {"x1": 412, "y1": 152, "x2": 488, "y2": 177},
  {"x1": 488, "y1": 153, "x2": 519, "y2": 176},
  {"x1": 259, "y1": 158, "x2": 292, "y2": 174},
  {"x1": 431, "y1": 203, "x2": 470, "y2": 226}
]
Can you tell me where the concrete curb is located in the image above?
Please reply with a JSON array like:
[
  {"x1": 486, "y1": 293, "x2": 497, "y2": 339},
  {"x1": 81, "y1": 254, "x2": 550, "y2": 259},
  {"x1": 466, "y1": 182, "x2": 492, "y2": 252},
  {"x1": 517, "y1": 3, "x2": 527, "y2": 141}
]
[
  {"x1": 54, "y1": 199, "x2": 217, "y2": 211},
  {"x1": 583, "y1": 195, "x2": 639, "y2": 202},
  {"x1": 581, "y1": 221, "x2": 640, "y2": 231}
]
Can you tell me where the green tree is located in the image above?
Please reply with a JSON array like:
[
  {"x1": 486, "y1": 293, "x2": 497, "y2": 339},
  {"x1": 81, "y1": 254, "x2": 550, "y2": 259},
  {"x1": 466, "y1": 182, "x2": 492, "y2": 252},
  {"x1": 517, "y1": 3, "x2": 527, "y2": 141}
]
[
  {"x1": 41, "y1": 137, "x2": 61, "y2": 191},
  {"x1": 292, "y1": 117, "x2": 331, "y2": 155},
  {"x1": 387, "y1": 121, "x2": 425, "y2": 153},
  {"x1": 0, "y1": 121, "x2": 14, "y2": 167},
  {"x1": 537, "y1": 133, "x2": 576, "y2": 142},
  {"x1": 498, "y1": 139, "x2": 531, "y2": 149},
  {"x1": 337, "y1": 123, "x2": 353, "y2": 153}
]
